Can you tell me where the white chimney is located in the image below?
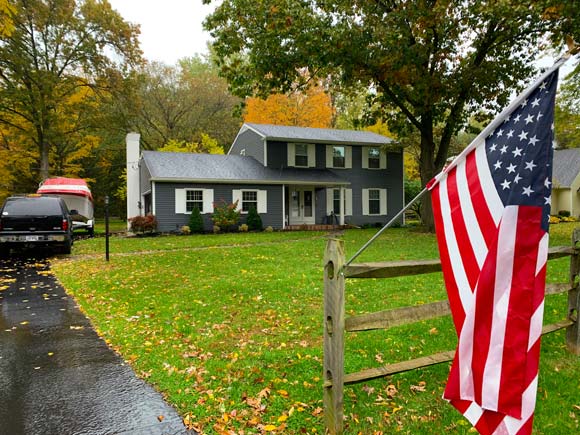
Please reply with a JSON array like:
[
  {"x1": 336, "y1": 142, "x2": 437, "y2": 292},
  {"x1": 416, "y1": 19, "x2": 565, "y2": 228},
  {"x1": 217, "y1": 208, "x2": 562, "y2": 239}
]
[{"x1": 126, "y1": 132, "x2": 141, "y2": 229}]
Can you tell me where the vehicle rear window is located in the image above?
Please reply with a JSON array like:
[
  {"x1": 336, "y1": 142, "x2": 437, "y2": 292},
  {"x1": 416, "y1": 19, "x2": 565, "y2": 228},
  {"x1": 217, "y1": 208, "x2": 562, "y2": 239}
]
[{"x1": 2, "y1": 198, "x2": 63, "y2": 216}]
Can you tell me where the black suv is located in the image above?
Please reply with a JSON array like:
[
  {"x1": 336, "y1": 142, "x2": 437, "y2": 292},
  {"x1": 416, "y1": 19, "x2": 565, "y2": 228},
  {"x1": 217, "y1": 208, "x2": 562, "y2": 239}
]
[{"x1": 0, "y1": 195, "x2": 73, "y2": 256}]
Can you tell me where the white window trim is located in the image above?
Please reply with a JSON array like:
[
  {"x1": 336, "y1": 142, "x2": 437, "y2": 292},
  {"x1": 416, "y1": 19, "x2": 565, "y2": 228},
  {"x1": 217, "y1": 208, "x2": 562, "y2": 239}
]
[
  {"x1": 362, "y1": 146, "x2": 387, "y2": 170},
  {"x1": 175, "y1": 188, "x2": 214, "y2": 214},
  {"x1": 362, "y1": 188, "x2": 387, "y2": 216},
  {"x1": 326, "y1": 188, "x2": 352, "y2": 216},
  {"x1": 326, "y1": 145, "x2": 352, "y2": 169},
  {"x1": 232, "y1": 189, "x2": 268, "y2": 214}
]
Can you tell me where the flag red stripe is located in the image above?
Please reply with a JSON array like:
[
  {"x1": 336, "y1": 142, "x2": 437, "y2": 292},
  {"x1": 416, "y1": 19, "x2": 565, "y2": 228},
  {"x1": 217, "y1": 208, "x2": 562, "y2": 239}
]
[
  {"x1": 475, "y1": 410, "x2": 505, "y2": 435},
  {"x1": 431, "y1": 183, "x2": 466, "y2": 331},
  {"x1": 466, "y1": 151, "x2": 496, "y2": 248},
  {"x1": 447, "y1": 167, "x2": 481, "y2": 289},
  {"x1": 497, "y1": 207, "x2": 543, "y2": 418},
  {"x1": 470, "y1": 232, "x2": 498, "y2": 406}
]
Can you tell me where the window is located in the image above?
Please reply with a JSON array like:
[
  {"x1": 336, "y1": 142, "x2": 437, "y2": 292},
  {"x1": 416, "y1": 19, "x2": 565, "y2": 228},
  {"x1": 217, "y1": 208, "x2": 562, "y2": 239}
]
[
  {"x1": 362, "y1": 188, "x2": 386, "y2": 216},
  {"x1": 232, "y1": 189, "x2": 267, "y2": 214},
  {"x1": 333, "y1": 189, "x2": 341, "y2": 215},
  {"x1": 368, "y1": 147, "x2": 380, "y2": 169},
  {"x1": 175, "y1": 188, "x2": 214, "y2": 214},
  {"x1": 326, "y1": 145, "x2": 351, "y2": 169},
  {"x1": 295, "y1": 144, "x2": 309, "y2": 167},
  {"x1": 326, "y1": 188, "x2": 352, "y2": 216},
  {"x1": 186, "y1": 190, "x2": 203, "y2": 213},
  {"x1": 288, "y1": 143, "x2": 315, "y2": 167},
  {"x1": 242, "y1": 191, "x2": 258, "y2": 212},
  {"x1": 368, "y1": 189, "x2": 381, "y2": 215},
  {"x1": 363, "y1": 147, "x2": 386, "y2": 169},
  {"x1": 333, "y1": 146, "x2": 345, "y2": 168}
]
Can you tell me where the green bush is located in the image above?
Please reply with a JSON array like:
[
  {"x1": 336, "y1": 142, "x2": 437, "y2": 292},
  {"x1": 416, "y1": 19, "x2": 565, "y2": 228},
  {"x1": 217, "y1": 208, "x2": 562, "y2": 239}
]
[
  {"x1": 558, "y1": 210, "x2": 571, "y2": 217},
  {"x1": 211, "y1": 200, "x2": 241, "y2": 231},
  {"x1": 189, "y1": 206, "x2": 205, "y2": 233},
  {"x1": 245, "y1": 206, "x2": 263, "y2": 231}
]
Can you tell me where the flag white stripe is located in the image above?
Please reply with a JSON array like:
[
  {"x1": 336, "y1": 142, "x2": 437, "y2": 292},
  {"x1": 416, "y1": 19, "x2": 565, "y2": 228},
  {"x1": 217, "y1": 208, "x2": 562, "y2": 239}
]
[
  {"x1": 464, "y1": 402, "x2": 484, "y2": 426},
  {"x1": 438, "y1": 178, "x2": 475, "y2": 310},
  {"x1": 528, "y1": 301, "x2": 544, "y2": 352},
  {"x1": 458, "y1": 297, "x2": 476, "y2": 399},
  {"x1": 482, "y1": 207, "x2": 518, "y2": 411},
  {"x1": 501, "y1": 376, "x2": 539, "y2": 434},
  {"x1": 475, "y1": 143, "x2": 503, "y2": 226},
  {"x1": 536, "y1": 233, "x2": 549, "y2": 275},
  {"x1": 456, "y1": 157, "x2": 487, "y2": 268}
]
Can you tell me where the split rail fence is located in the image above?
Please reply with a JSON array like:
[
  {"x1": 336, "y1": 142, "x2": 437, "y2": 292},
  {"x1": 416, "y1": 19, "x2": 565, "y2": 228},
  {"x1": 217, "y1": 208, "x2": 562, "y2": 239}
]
[{"x1": 323, "y1": 229, "x2": 580, "y2": 435}]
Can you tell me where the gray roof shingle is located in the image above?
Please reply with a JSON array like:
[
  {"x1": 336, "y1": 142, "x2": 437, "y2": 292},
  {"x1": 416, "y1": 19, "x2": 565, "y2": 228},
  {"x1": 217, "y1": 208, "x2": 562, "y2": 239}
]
[
  {"x1": 244, "y1": 123, "x2": 394, "y2": 146},
  {"x1": 553, "y1": 149, "x2": 580, "y2": 188},
  {"x1": 142, "y1": 151, "x2": 348, "y2": 186}
]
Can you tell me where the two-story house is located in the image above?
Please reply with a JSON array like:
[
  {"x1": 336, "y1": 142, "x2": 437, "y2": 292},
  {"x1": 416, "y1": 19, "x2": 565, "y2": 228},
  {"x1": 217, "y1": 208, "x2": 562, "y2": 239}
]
[{"x1": 127, "y1": 123, "x2": 404, "y2": 232}]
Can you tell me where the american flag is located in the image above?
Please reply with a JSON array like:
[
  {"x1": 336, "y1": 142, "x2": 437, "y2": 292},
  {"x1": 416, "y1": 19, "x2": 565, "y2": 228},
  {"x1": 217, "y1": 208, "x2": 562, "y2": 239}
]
[{"x1": 428, "y1": 63, "x2": 561, "y2": 435}]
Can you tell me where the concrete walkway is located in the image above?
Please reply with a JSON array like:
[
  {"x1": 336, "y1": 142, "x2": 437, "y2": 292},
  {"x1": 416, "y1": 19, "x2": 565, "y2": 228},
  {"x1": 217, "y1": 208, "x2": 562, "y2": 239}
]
[{"x1": 0, "y1": 256, "x2": 193, "y2": 435}]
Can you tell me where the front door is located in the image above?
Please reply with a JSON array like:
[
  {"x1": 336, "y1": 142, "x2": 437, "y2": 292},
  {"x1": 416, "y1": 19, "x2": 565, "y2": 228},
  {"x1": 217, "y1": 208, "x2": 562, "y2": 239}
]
[{"x1": 289, "y1": 187, "x2": 315, "y2": 225}]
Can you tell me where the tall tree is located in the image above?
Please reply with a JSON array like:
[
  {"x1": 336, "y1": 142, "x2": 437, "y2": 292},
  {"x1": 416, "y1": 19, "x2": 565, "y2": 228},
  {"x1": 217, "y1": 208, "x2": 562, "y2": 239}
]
[
  {"x1": 204, "y1": 0, "x2": 578, "y2": 228},
  {"x1": 121, "y1": 56, "x2": 242, "y2": 151},
  {"x1": 0, "y1": 0, "x2": 142, "y2": 182},
  {"x1": 553, "y1": 62, "x2": 580, "y2": 149},
  {"x1": 244, "y1": 83, "x2": 334, "y2": 127}
]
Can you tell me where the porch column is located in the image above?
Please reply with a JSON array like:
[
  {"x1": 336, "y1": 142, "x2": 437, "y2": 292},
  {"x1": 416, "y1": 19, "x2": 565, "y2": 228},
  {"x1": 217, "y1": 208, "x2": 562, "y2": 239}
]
[
  {"x1": 339, "y1": 186, "x2": 345, "y2": 226},
  {"x1": 282, "y1": 184, "x2": 286, "y2": 229}
]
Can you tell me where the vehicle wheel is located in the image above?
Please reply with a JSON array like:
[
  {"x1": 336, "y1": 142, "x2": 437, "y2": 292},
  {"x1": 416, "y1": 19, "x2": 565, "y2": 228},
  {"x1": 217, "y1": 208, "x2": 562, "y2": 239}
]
[
  {"x1": 0, "y1": 246, "x2": 8, "y2": 259},
  {"x1": 58, "y1": 240, "x2": 72, "y2": 255},
  {"x1": 88, "y1": 226, "x2": 94, "y2": 238}
]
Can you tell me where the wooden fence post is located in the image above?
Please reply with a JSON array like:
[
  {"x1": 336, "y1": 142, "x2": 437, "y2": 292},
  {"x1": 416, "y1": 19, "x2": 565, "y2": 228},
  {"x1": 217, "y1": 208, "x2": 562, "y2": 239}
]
[
  {"x1": 323, "y1": 239, "x2": 345, "y2": 435},
  {"x1": 567, "y1": 228, "x2": 580, "y2": 354}
]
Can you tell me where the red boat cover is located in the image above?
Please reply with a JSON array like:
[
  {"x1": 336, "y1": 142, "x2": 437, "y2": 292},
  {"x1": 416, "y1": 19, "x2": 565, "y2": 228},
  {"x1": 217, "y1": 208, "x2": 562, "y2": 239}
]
[{"x1": 37, "y1": 177, "x2": 93, "y2": 202}]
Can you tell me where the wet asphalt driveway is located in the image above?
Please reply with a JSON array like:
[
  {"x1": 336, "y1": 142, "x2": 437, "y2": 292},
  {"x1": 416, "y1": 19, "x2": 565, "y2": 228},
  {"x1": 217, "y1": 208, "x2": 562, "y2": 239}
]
[{"x1": 0, "y1": 255, "x2": 193, "y2": 435}]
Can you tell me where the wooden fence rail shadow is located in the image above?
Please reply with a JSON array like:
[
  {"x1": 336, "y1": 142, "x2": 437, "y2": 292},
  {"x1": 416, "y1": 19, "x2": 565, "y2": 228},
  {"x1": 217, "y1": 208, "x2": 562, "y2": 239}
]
[{"x1": 323, "y1": 229, "x2": 580, "y2": 435}]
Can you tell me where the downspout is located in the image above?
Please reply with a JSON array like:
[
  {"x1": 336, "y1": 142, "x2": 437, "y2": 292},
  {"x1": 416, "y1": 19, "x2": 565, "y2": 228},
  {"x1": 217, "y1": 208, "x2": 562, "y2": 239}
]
[{"x1": 152, "y1": 181, "x2": 157, "y2": 216}]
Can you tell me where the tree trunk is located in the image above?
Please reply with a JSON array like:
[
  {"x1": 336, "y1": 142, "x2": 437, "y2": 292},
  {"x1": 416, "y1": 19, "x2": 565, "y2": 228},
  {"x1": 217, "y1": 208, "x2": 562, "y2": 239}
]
[
  {"x1": 39, "y1": 141, "x2": 49, "y2": 181},
  {"x1": 419, "y1": 118, "x2": 437, "y2": 232}
]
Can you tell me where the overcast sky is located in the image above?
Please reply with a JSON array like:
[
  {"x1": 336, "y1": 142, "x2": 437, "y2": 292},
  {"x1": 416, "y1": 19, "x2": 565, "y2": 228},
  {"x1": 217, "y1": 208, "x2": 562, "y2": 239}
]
[{"x1": 108, "y1": 0, "x2": 216, "y2": 65}]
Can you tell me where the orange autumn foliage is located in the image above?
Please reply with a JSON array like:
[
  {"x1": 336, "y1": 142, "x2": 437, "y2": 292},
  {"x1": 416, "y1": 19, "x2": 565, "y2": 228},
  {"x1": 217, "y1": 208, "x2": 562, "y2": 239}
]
[{"x1": 244, "y1": 85, "x2": 333, "y2": 127}]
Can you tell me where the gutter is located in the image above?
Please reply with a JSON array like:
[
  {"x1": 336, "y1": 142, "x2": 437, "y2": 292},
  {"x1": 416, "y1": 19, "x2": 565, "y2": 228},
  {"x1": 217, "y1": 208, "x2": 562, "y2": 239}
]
[{"x1": 148, "y1": 177, "x2": 350, "y2": 187}]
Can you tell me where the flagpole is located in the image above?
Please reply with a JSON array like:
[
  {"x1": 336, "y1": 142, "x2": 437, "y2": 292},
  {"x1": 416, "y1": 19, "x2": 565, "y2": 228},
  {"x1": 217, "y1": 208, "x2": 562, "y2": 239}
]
[
  {"x1": 345, "y1": 187, "x2": 429, "y2": 266},
  {"x1": 345, "y1": 47, "x2": 578, "y2": 268}
]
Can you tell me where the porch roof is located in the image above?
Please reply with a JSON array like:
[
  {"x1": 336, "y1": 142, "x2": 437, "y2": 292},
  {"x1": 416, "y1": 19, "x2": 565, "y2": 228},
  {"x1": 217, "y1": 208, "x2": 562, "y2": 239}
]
[{"x1": 142, "y1": 151, "x2": 349, "y2": 186}]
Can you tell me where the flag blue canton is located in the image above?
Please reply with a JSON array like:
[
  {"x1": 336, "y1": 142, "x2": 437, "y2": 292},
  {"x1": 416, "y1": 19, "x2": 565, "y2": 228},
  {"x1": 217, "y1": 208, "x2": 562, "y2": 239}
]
[{"x1": 485, "y1": 70, "x2": 559, "y2": 230}]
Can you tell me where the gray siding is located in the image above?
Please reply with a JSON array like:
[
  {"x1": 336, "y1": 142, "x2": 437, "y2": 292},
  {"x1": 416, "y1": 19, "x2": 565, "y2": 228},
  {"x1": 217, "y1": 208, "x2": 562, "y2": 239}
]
[
  {"x1": 325, "y1": 148, "x2": 404, "y2": 226},
  {"x1": 230, "y1": 129, "x2": 265, "y2": 165},
  {"x1": 266, "y1": 141, "x2": 287, "y2": 168},
  {"x1": 153, "y1": 182, "x2": 284, "y2": 232},
  {"x1": 265, "y1": 141, "x2": 404, "y2": 226}
]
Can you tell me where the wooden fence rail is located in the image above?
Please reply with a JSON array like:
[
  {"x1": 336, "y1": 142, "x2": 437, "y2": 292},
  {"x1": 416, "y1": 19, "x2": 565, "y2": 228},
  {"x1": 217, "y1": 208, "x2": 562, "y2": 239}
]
[{"x1": 323, "y1": 229, "x2": 580, "y2": 435}]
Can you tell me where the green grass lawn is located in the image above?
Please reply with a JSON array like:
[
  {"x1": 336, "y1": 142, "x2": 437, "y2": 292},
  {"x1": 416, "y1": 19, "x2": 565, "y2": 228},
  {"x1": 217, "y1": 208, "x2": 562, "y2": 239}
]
[{"x1": 52, "y1": 224, "x2": 580, "y2": 434}]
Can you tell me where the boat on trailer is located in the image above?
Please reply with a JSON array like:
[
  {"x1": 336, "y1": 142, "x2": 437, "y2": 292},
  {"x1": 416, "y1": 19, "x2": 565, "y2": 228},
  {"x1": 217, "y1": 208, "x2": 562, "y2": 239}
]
[{"x1": 37, "y1": 177, "x2": 94, "y2": 236}]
